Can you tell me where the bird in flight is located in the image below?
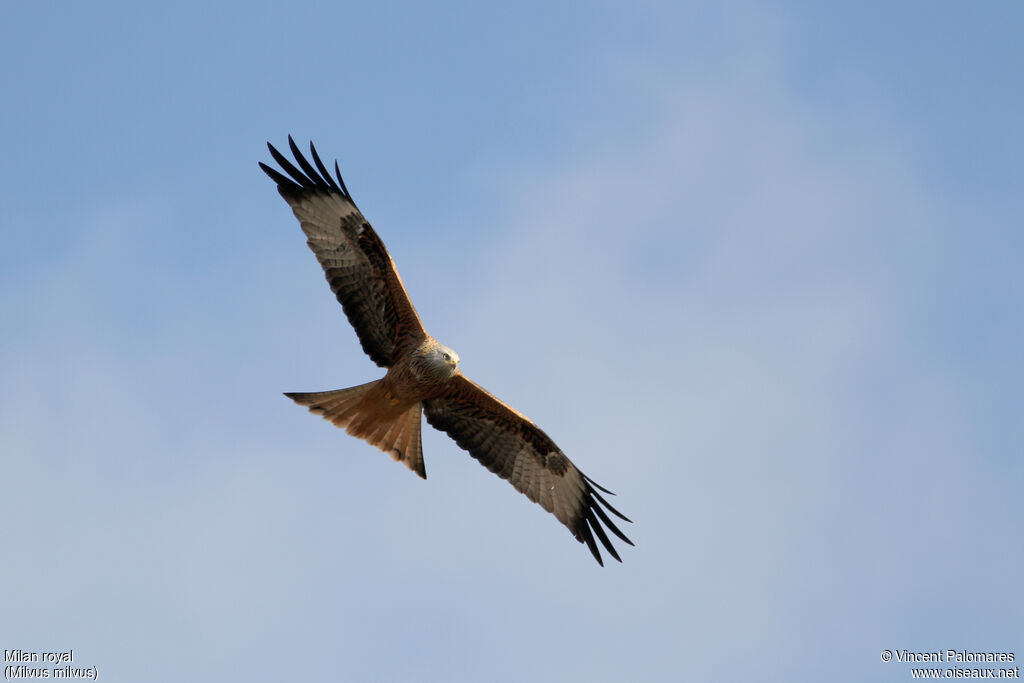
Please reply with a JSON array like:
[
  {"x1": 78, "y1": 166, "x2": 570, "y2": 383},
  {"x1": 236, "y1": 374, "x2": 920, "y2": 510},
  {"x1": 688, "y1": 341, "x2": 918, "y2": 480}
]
[{"x1": 260, "y1": 137, "x2": 633, "y2": 565}]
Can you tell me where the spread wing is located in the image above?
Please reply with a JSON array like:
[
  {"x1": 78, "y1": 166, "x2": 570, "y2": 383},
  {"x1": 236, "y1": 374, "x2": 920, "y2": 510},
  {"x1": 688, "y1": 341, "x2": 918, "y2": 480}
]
[
  {"x1": 260, "y1": 137, "x2": 427, "y2": 367},
  {"x1": 423, "y1": 375, "x2": 633, "y2": 565}
]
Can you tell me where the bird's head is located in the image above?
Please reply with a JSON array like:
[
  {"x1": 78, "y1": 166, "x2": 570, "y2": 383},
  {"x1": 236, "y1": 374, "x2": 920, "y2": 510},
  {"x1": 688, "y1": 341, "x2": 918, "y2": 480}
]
[
  {"x1": 435, "y1": 343, "x2": 460, "y2": 374},
  {"x1": 419, "y1": 340, "x2": 460, "y2": 380}
]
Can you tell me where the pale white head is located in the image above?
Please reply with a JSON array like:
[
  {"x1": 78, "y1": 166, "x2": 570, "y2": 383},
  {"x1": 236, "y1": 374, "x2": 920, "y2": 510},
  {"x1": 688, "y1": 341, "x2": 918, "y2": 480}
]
[{"x1": 417, "y1": 339, "x2": 460, "y2": 381}]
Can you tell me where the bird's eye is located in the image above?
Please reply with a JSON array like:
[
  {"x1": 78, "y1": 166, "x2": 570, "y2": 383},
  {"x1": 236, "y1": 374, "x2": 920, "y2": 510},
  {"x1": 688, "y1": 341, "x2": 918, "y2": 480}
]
[{"x1": 442, "y1": 353, "x2": 451, "y2": 361}]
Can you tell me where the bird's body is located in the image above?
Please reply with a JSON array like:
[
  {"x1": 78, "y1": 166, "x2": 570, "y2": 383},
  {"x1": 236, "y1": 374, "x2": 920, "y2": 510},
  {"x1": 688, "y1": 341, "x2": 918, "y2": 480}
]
[{"x1": 261, "y1": 137, "x2": 632, "y2": 564}]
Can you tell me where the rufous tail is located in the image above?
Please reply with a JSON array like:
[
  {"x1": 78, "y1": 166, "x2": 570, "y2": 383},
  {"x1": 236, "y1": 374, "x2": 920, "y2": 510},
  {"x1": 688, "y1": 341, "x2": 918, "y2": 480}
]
[{"x1": 285, "y1": 380, "x2": 426, "y2": 478}]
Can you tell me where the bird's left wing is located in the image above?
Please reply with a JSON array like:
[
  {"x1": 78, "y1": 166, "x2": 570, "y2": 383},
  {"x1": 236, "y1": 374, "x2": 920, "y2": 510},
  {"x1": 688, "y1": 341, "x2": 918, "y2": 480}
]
[
  {"x1": 423, "y1": 375, "x2": 633, "y2": 565},
  {"x1": 260, "y1": 137, "x2": 427, "y2": 368}
]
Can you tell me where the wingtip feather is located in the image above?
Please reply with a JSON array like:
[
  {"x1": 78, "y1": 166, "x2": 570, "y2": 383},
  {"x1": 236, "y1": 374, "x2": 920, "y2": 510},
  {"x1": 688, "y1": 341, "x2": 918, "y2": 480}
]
[
  {"x1": 263, "y1": 137, "x2": 357, "y2": 206},
  {"x1": 586, "y1": 509, "x2": 622, "y2": 563},
  {"x1": 335, "y1": 160, "x2": 353, "y2": 199},
  {"x1": 578, "y1": 525, "x2": 604, "y2": 566},
  {"x1": 309, "y1": 141, "x2": 342, "y2": 194}
]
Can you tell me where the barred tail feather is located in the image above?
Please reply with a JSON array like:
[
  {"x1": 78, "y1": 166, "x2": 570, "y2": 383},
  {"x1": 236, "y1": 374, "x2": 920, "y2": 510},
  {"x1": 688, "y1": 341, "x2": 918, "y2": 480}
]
[{"x1": 285, "y1": 382, "x2": 426, "y2": 479}]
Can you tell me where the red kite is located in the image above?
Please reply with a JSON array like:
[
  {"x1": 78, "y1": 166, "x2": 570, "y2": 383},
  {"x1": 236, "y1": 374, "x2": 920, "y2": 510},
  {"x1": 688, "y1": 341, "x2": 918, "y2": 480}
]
[{"x1": 261, "y1": 138, "x2": 633, "y2": 564}]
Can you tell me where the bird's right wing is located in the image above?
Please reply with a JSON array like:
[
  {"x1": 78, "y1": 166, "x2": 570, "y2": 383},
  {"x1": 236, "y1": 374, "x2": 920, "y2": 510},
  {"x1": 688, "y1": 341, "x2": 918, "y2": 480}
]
[{"x1": 260, "y1": 137, "x2": 427, "y2": 367}]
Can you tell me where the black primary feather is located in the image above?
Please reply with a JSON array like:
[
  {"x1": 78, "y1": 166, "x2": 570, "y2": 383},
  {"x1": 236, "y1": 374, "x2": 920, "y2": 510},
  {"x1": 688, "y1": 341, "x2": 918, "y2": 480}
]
[{"x1": 261, "y1": 136, "x2": 356, "y2": 205}]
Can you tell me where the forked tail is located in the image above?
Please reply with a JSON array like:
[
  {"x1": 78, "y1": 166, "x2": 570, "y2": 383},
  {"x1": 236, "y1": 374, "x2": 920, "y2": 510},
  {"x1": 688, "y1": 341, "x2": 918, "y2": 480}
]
[{"x1": 285, "y1": 380, "x2": 426, "y2": 478}]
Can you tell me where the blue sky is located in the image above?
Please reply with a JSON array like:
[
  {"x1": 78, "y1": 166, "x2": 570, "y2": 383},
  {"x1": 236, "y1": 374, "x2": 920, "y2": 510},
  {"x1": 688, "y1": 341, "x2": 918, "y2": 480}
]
[{"x1": 2, "y1": 2, "x2": 1022, "y2": 681}]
